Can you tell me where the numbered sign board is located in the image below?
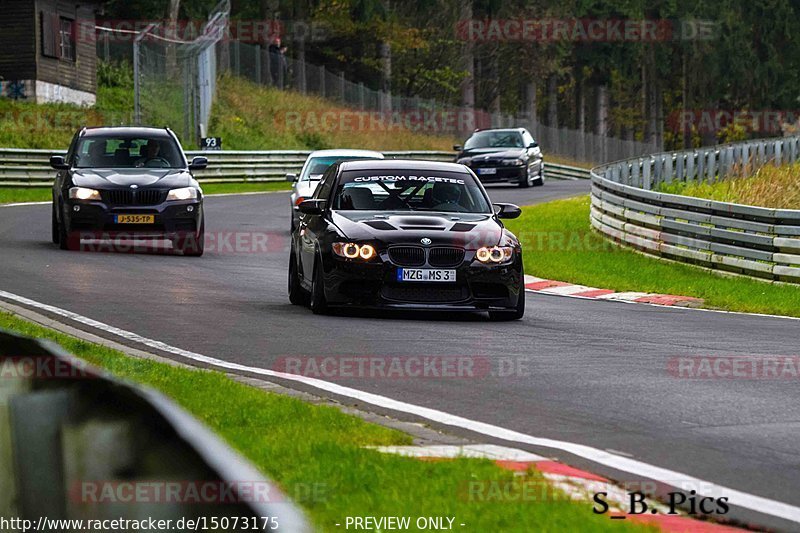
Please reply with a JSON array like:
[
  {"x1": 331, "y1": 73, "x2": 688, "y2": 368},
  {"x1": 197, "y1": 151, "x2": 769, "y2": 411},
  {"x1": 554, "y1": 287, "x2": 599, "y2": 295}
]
[{"x1": 200, "y1": 137, "x2": 222, "y2": 150}]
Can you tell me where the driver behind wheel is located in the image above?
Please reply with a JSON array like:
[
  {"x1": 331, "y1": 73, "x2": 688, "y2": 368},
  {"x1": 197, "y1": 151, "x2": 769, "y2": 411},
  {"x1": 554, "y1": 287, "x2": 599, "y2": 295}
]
[
  {"x1": 135, "y1": 140, "x2": 163, "y2": 167},
  {"x1": 428, "y1": 182, "x2": 462, "y2": 210}
]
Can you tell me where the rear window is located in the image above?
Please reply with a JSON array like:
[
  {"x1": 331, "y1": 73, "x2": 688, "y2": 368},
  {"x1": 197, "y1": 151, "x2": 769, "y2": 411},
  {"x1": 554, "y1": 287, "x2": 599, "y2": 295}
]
[
  {"x1": 300, "y1": 156, "x2": 382, "y2": 181},
  {"x1": 332, "y1": 170, "x2": 491, "y2": 213}
]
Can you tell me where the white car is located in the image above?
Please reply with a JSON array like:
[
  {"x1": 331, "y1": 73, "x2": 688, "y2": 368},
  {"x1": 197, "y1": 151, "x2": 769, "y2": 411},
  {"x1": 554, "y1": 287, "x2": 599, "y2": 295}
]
[{"x1": 287, "y1": 149, "x2": 384, "y2": 230}]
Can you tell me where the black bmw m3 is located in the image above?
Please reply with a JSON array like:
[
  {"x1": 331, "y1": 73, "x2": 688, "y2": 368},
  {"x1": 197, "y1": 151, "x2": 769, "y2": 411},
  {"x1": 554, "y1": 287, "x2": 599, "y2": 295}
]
[{"x1": 288, "y1": 159, "x2": 526, "y2": 320}]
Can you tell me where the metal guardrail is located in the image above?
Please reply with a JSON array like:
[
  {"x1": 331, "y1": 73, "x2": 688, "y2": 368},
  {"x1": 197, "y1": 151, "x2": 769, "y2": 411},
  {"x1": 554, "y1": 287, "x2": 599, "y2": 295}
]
[
  {"x1": 0, "y1": 328, "x2": 311, "y2": 532},
  {"x1": 0, "y1": 148, "x2": 589, "y2": 187},
  {"x1": 591, "y1": 137, "x2": 800, "y2": 282}
]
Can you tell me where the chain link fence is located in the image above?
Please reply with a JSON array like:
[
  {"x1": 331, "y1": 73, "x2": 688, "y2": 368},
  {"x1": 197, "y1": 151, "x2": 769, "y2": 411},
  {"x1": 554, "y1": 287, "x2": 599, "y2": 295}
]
[
  {"x1": 129, "y1": 1, "x2": 229, "y2": 144},
  {"x1": 96, "y1": 5, "x2": 654, "y2": 163}
]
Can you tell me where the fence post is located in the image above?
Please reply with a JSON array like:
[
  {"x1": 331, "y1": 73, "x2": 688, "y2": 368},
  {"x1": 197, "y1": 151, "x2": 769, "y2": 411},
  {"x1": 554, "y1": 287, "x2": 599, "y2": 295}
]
[
  {"x1": 255, "y1": 44, "x2": 261, "y2": 84},
  {"x1": 319, "y1": 65, "x2": 326, "y2": 97},
  {"x1": 234, "y1": 40, "x2": 241, "y2": 77},
  {"x1": 359, "y1": 82, "x2": 365, "y2": 110},
  {"x1": 339, "y1": 71, "x2": 345, "y2": 103}
]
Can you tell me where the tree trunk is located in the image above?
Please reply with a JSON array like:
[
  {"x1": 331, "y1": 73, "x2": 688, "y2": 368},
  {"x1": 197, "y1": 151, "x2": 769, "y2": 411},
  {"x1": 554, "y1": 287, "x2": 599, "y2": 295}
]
[
  {"x1": 577, "y1": 74, "x2": 586, "y2": 132},
  {"x1": 166, "y1": 0, "x2": 180, "y2": 72},
  {"x1": 458, "y1": 0, "x2": 474, "y2": 113},
  {"x1": 547, "y1": 75, "x2": 558, "y2": 127},
  {"x1": 488, "y1": 45, "x2": 500, "y2": 115},
  {"x1": 596, "y1": 84, "x2": 609, "y2": 162},
  {"x1": 525, "y1": 81, "x2": 537, "y2": 129},
  {"x1": 379, "y1": 41, "x2": 392, "y2": 113}
]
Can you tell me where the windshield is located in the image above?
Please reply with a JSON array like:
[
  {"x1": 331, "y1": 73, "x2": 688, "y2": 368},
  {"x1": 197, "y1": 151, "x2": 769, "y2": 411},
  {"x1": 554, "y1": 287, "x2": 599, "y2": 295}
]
[
  {"x1": 300, "y1": 156, "x2": 382, "y2": 181},
  {"x1": 464, "y1": 131, "x2": 525, "y2": 150},
  {"x1": 73, "y1": 135, "x2": 185, "y2": 169},
  {"x1": 332, "y1": 171, "x2": 491, "y2": 213}
]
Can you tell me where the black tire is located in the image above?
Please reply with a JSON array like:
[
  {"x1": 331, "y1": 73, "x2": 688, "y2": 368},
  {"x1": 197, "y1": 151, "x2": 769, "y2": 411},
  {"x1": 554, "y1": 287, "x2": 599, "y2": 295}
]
[
  {"x1": 178, "y1": 220, "x2": 205, "y2": 257},
  {"x1": 309, "y1": 257, "x2": 328, "y2": 315},
  {"x1": 488, "y1": 283, "x2": 525, "y2": 321},
  {"x1": 533, "y1": 168, "x2": 545, "y2": 187},
  {"x1": 51, "y1": 199, "x2": 59, "y2": 244},
  {"x1": 518, "y1": 166, "x2": 534, "y2": 188},
  {"x1": 58, "y1": 204, "x2": 79, "y2": 251},
  {"x1": 288, "y1": 251, "x2": 307, "y2": 305}
]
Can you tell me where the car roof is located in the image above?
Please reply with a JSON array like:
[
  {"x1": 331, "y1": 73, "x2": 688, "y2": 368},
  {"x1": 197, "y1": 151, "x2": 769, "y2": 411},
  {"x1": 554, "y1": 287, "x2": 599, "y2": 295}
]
[
  {"x1": 339, "y1": 159, "x2": 469, "y2": 173},
  {"x1": 80, "y1": 127, "x2": 174, "y2": 138},
  {"x1": 472, "y1": 128, "x2": 526, "y2": 134},
  {"x1": 308, "y1": 149, "x2": 385, "y2": 158}
]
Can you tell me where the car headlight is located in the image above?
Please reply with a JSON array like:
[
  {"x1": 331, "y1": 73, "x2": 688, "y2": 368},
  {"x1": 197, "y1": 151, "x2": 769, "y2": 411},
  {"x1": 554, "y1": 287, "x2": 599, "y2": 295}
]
[
  {"x1": 501, "y1": 159, "x2": 525, "y2": 166},
  {"x1": 333, "y1": 242, "x2": 377, "y2": 261},
  {"x1": 166, "y1": 187, "x2": 198, "y2": 201},
  {"x1": 475, "y1": 246, "x2": 514, "y2": 264},
  {"x1": 69, "y1": 187, "x2": 101, "y2": 201},
  {"x1": 457, "y1": 158, "x2": 472, "y2": 165}
]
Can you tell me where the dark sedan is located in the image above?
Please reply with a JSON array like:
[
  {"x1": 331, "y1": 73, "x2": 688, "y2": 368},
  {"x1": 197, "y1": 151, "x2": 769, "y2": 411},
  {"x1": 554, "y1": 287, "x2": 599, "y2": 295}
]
[
  {"x1": 50, "y1": 127, "x2": 207, "y2": 255},
  {"x1": 288, "y1": 160, "x2": 525, "y2": 320},
  {"x1": 454, "y1": 127, "x2": 544, "y2": 187}
]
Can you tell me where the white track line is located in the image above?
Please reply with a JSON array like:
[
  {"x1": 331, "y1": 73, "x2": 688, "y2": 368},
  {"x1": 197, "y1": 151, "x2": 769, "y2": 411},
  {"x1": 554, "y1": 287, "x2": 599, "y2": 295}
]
[
  {"x1": 0, "y1": 289, "x2": 798, "y2": 524},
  {"x1": 370, "y1": 444, "x2": 546, "y2": 462}
]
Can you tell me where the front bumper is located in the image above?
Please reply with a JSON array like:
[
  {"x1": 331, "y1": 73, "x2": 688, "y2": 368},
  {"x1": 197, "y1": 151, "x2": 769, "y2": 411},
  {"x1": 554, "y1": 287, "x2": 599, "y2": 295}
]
[
  {"x1": 63, "y1": 198, "x2": 202, "y2": 239},
  {"x1": 468, "y1": 160, "x2": 542, "y2": 184},
  {"x1": 321, "y1": 252, "x2": 524, "y2": 311}
]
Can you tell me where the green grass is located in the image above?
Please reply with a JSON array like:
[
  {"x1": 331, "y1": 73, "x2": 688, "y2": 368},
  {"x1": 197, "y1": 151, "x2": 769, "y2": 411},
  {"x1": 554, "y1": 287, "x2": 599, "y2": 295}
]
[
  {"x1": 0, "y1": 311, "x2": 645, "y2": 532},
  {"x1": 210, "y1": 75, "x2": 460, "y2": 151},
  {"x1": 504, "y1": 196, "x2": 800, "y2": 317},
  {"x1": 659, "y1": 162, "x2": 800, "y2": 209},
  {"x1": 0, "y1": 182, "x2": 291, "y2": 205}
]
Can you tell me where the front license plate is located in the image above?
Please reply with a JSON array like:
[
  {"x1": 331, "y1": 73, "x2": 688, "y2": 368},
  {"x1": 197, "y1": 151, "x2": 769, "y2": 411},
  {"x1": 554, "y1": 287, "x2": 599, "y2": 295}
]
[
  {"x1": 397, "y1": 268, "x2": 456, "y2": 282},
  {"x1": 115, "y1": 214, "x2": 155, "y2": 224},
  {"x1": 477, "y1": 167, "x2": 497, "y2": 175}
]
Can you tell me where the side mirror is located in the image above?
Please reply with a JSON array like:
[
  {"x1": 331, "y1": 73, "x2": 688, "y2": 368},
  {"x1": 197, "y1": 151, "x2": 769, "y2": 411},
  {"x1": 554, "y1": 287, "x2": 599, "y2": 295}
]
[
  {"x1": 297, "y1": 199, "x2": 325, "y2": 215},
  {"x1": 286, "y1": 173, "x2": 298, "y2": 182},
  {"x1": 453, "y1": 145, "x2": 463, "y2": 152},
  {"x1": 528, "y1": 141, "x2": 538, "y2": 148},
  {"x1": 494, "y1": 203, "x2": 522, "y2": 220},
  {"x1": 188, "y1": 156, "x2": 208, "y2": 170},
  {"x1": 50, "y1": 155, "x2": 69, "y2": 170}
]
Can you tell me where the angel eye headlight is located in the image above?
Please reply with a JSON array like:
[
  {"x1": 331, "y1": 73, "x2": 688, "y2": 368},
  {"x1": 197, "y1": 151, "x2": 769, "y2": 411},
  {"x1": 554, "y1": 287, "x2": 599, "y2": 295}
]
[
  {"x1": 343, "y1": 243, "x2": 360, "y2": 258},
  {"x1": 476, "y1": 247, "x2": 491, "y2": 262},
  {"x1": 333, "y1": 242, "x2": 376, "y2": 261},
  {"x1": 359, "y1": 244, "x2": 376, "y2": 260},
  {"x1": 476, "y1": 246, "x2": 514, "y2": 264}
]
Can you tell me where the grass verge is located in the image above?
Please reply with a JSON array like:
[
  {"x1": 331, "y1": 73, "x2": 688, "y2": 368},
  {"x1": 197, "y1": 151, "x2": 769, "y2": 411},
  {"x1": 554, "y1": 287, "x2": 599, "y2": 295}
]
[
  {"x1": 211, "y1": 75, "x2": 459, "y2": 151},
  {"x1": 0, "y1": 182, "x2": 291, "y2": 205},
  {"x1": 504, "y1": 196, "x2": 800, "y2": 317},
  {"x1": 0, "y1": 311, "x2": 644, "y2": 532},
  {"x1": 659, "y1": 162, "x2": 800, "y2": 209}
]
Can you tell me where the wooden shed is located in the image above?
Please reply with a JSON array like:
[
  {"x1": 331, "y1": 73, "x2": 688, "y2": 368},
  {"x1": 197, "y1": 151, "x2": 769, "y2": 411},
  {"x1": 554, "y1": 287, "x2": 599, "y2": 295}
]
[{"x1": 0, "y1": 0, "x2": 102, "y2": 106}]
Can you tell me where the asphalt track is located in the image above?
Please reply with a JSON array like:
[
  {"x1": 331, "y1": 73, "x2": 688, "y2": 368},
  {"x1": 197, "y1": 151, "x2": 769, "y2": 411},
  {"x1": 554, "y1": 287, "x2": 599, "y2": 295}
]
[{"x1": 1, "y1": 178, "x2": 799, "y2": 531}]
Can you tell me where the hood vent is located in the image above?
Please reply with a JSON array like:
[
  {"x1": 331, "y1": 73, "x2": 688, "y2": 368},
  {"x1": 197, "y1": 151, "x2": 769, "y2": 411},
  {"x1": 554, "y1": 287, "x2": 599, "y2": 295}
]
[
  {"x1": 363, "y1": 220, "x2": 397, "y2": 230},
  {"x1": 450, "y1": 223, "x2": 476, "y2": 232},
  {"x1": 400, "y1": 226, "x2": 444, "y2": 231}
]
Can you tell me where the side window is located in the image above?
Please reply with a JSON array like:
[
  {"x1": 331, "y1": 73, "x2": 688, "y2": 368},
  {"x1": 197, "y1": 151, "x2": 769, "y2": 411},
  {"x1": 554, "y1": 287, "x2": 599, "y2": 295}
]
[
  {"x1": 314, "y1": 165, "x2": 337, "y2": 200},
  {"x1": 522, "y1": 131, "x2": 535, "y2": 147}
]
